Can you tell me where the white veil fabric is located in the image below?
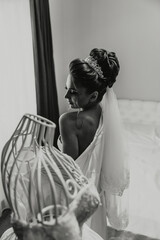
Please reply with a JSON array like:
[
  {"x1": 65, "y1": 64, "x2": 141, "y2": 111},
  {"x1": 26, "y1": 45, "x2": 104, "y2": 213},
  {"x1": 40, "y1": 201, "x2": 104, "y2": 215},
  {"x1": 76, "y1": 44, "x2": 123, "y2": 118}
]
[{"x1": 100, "y1": 87, "x2": 130, "y2": 229}]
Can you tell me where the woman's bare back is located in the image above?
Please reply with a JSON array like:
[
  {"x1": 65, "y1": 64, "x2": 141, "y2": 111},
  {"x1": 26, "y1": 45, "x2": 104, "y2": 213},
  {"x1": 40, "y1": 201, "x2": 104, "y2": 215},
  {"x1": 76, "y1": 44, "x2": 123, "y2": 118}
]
[{"x1": 59, "y1": 105, "x2": 102, "y2": 159}]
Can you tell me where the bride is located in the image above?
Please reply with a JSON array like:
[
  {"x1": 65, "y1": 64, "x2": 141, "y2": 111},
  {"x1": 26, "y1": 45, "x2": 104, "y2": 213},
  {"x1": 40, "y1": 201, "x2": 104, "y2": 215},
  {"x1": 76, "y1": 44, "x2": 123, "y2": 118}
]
[{"x1": 58, "y1": 48, "x2": 129, "y2": 239}]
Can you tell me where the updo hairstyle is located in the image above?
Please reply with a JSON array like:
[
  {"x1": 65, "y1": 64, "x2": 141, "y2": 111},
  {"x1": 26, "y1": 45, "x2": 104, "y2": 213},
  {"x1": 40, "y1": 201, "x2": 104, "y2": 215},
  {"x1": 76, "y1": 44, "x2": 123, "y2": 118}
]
[{"x1": 69, "y1": 48, "x2": 120, "y2": 102}]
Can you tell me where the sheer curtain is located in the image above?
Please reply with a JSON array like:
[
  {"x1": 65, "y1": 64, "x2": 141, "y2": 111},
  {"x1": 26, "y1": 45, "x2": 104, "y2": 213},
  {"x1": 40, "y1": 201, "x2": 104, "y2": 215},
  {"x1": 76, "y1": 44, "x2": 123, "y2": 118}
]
[{"x1": 0, "y1": 0, "x2": 36, "y2": 215}]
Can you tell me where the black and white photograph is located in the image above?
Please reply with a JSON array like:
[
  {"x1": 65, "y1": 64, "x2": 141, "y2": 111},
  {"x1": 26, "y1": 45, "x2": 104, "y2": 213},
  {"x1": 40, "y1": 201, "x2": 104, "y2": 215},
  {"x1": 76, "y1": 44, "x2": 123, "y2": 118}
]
[{"x1": 0, "y1": 1, "x2": 160, "y2": 239}]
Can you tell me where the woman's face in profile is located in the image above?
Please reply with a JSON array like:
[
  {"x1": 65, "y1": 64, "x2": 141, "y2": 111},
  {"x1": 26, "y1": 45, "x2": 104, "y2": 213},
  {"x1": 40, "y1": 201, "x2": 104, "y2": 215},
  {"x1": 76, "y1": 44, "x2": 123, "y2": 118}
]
[{"x1": 65, "y1": 75, "x2": 91, "y2": 109}]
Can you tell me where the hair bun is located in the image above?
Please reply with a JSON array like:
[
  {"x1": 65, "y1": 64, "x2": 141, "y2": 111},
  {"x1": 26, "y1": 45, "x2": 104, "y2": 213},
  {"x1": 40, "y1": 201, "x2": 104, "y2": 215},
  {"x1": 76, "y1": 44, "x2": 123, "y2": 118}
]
[{"x1": 89, "y1": 48, "x2": 120, "y2": 87}]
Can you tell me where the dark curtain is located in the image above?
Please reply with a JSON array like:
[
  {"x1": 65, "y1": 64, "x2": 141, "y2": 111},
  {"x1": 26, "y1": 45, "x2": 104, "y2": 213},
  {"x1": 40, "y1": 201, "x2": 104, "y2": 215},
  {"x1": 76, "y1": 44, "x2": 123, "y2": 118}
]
[{"x1": 29, "y1": 0, "x2": 59, "y2": 146}]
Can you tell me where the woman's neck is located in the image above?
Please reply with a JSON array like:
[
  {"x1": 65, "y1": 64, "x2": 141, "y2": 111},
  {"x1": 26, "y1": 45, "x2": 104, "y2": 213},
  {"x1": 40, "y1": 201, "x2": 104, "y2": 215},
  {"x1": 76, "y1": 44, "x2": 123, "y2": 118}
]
[{"x1": 82, "y1": 102, "x2": 100, "y2": 112}]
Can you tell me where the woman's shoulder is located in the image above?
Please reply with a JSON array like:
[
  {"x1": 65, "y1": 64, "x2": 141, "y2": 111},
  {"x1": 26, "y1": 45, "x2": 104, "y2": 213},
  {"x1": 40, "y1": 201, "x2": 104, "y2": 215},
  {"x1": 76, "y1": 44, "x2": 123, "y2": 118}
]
[
  {"x1": 59, "y1": 111, "x2": 77, "y2": 123},
  {"x1": 59, "y1": 112, "x2": 77, "y2": 131},
  {"x1": 59, "y1": 108, "x2": 101, "y2": 131}
]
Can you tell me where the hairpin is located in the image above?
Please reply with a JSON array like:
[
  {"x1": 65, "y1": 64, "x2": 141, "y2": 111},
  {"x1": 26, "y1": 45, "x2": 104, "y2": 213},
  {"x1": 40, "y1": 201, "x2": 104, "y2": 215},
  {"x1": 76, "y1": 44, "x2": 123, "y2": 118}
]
[{"x1": 85, "y1": 56, "x2": 104, "y2": 79}]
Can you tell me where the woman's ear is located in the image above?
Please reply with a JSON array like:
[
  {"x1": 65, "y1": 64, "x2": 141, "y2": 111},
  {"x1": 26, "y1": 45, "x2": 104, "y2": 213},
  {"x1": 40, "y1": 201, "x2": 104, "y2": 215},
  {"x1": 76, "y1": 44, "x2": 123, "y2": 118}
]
[{"x1": 89, "y1": 91, "x2": 99, "y2": 103}]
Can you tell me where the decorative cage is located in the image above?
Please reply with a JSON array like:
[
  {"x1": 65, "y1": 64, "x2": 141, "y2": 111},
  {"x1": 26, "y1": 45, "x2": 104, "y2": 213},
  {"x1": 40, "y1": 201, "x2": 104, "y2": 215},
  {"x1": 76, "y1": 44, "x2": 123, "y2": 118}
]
[{"x1": 1, "y1": 114, "x2": 100, "y2": 240}]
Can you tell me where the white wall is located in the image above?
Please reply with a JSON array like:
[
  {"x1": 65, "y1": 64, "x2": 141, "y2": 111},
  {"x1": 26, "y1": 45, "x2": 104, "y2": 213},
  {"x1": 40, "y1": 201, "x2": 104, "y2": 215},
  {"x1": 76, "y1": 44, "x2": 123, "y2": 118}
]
[{"x1": 49, "y1": 0, "x2": 160, "y2": 114}]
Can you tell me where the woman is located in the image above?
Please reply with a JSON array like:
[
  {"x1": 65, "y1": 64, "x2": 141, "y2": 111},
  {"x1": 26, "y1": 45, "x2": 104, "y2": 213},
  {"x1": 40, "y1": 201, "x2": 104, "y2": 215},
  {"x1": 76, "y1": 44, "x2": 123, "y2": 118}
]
[
  {"x1": 59, "y1": 48, "x2": 118, "y2": 159},
  {"x1": 58, "y1": 48, "x2": 129, "y2": 239}
]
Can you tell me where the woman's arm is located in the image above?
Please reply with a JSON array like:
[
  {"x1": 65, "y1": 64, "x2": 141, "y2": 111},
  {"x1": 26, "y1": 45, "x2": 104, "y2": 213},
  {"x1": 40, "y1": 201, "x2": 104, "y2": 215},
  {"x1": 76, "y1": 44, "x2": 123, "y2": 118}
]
[{"x1": 59, "y1": 113, "x2": 79, "y2": 160}]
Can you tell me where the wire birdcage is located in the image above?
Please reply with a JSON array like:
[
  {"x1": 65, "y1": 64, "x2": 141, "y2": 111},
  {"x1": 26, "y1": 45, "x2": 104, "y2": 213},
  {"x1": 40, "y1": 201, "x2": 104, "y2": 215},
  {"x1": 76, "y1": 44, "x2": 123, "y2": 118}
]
[{"x1": 1, "y1": 114, "x2": 100, "y2": 240}]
